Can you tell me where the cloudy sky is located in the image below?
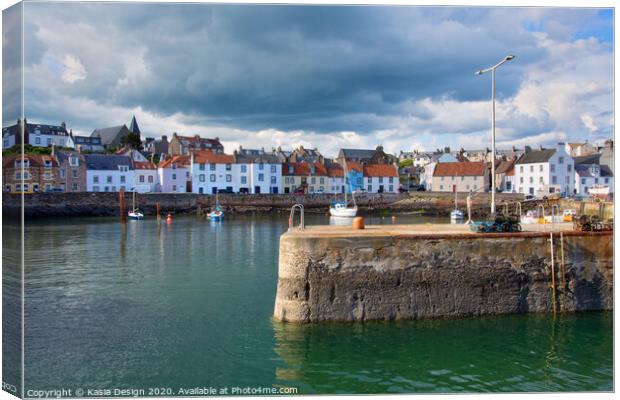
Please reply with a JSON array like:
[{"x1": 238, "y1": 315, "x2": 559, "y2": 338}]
[{"x1": 2, "y1": 2, "x2": 614, "y2": 156}]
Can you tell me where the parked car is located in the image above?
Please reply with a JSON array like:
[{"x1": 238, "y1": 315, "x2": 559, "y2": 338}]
[
  {"x1": 218, "y1": 188, "x2": 233, "y2": 194},
  {"x1": 416, "y1": 186, "x2": 426, "y2": 191},
  {"x1": 398, "y1": 187, "x2": 409, "y2": 193}
]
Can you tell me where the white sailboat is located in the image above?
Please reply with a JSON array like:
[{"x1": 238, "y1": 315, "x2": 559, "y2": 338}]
[
  {"x1": 208, "y1": 192, "x2": 224, "y2": 221},
  {"x1": 450, "y1": 190, "x2": 464, "y2": 223},
  {"x1": 128, "y1": 189, "x2": 144, "y2": 220},
  {"x1": 330, "y1": 163, "x2": 358, "y2": 218}
]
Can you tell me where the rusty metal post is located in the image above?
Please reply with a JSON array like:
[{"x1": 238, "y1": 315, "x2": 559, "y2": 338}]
[
  {"x1": 156, "y1": 202, "x2": 161, "y2": 222},
  {"x1": 119, "y1": 188, "x2": 127, "y2": 223}
]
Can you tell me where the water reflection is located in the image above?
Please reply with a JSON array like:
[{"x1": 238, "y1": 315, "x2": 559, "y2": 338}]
[{"x1": 272, "y1": 313, "x2": 613, "y2": 393}]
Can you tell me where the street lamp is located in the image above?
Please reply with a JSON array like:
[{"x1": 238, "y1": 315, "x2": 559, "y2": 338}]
[{"x1": 475, "y1": 54, "x2": 515, "y2": 215}]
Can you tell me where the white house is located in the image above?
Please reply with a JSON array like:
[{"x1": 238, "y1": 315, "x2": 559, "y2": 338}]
[
  {"x1": 2, "y1": 120, "x2": 74, "y2": 149},
  {"x1": 421, "y1": 153, "x2": 458, "y2": 190},
  {"x1": 573, "y1": 154, "x2": 614, "y2": 195},
  {"x1": 190, "y1": 151, "x2": 235, "y2": 194},
  {"x1": 327, "y1": 163, "x2": 345, "y2": 194},
  {"x1": 84, "y1": 154, "x2": 134, "y2": 192},
  {"x1": 133, "y1": 161, "x2": 160, "y2": 193},
  {"x1": 158, "y1": 155, "x2": 190, "y2": 193},
  {"x1": 514, "y1": 143, "x2": 574, "y2": 197},
  {"x1": 363, "y1": 164, "x2": 399, "y2": 193},
  {"x1": 232, "y1": 147, "x2": 282, "y2": 194}
]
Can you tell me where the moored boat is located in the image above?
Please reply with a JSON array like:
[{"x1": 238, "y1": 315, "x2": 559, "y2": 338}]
[{"x1": 128, "y1": 189, "x2": 144, "y2": 220}]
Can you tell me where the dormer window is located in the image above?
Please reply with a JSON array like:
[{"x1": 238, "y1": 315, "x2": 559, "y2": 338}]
[
  {"x1": 15, "y1": 159, "x2": 29, "y2": 168},
  {"x1": 288, "y1": 166, "x2": 294, "y2": 174},
  {"x1": 69, "y1": 157, "x2": 79, "y2": 167},
  {"x1": 119, "y1": 165, "x2": 129, "y2": 172},
  {"x1": 44, "y1": 160, "x2": 52, "y2": 168},
  {"x1": 590, "y1": 165, "x2": 600, "y2": 176},
  {"x1": 310, "y1": 165, "x2": 316, "y2": 174}
]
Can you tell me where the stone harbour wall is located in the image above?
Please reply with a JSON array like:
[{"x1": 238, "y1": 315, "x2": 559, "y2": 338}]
[
  {"x1": 3, "y1": 191, "x2": 526, "y2": 218},
  {"x1": 273, "y1": 232, "x2": 613, "y2": 322}
]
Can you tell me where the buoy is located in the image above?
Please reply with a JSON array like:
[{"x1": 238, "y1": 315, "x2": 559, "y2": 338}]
[
  {"x1": 352, "y1": 216, "x2": 365, "y2": 230},
  {"x1": 166, "y1": 213, "x2": 172, "y2": 224}
]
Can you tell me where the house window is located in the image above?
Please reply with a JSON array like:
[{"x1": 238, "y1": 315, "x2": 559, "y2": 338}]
[
  {"x1": 552, "y1": 176, "x2": 557, "y2": 184},
  {"x1": 226, "y1": 164, "x2": 232, "y2": 171},
  {"x1": 210, "y1": 174, "x2": 216, "y2": 182},
  {"x1": 210, "y1": 164, "x2": 216, "y2": 171},
  {"x1": 199, "y1": 163, "x2": 205, "y2": 171},
  {"x1": 226, "y1": 174, "x2": 232, "y2": 182},
  {"x1": 271, "y1": 165, "x2": 276, "y2": 173},
  {"x1": 241, "y1": 165, "x2": 247, "y2": 173},
  {"x1": 72, "y1": 183, "x2": 78, "y2": 191},
  {"x1": 44, "y1": 172, "x2": 51, "y2": 180},
  {"x1": 140, "y1": 175, "x2": 145, "y2": 183},
  {"x1": 120, "y1": 176, "x2": 126, "y2": 183},
  {"x1": 530, "y1": 165, "x2": 533, "y2": 173},
  {"x1": 539, "y1": 165, "x2": 543, "y2": 172},
  {"x1": 288, "y1": 166, "x2": 294, "y2": 174},
  {"x1": 44, "y1": 160, "x2": 52, "y2": 168},
  {"x1": 47, "y1": 138, "x2": 52, "y2": 146},
  {"x1": 173, "y1": 185, "x2": 177, "y2": 191},
  {"x1": 35, "y1": 137, "x2": 41, "y2": 145},
  {"x1": 93, "y1": 176, "x2": 99, "y2": 183},
  {"x1": 311, "y1": 177, "x2": 316, "y2": 184},
  {"x1": 172, "y1": 173, "x2": 177, "y2": 180},
  {"x1": 72, "y1": 169, "x2": 78, "y2": 178},
  {"x1": 107, "y1": 176, "x2": 112, "y2": 183},
  {"x1": 320, "y1": 177, "x2": 325, "y2": 184},
  {"x1": 93, "y1": 186, "x2": 100, "y2": 192},
  {"x1": 567, "y1": 165, "x2": 572, "y2": 172},
  {"x1": 539, "y1": 177, "x2": 544, "y2": 184},
  {"x1": 439, "y1": 185, "x2": 443, "y2": 190},
  {"x1": 258, "y1": 173, "x2": 264, "y2": 182},
  {"x1": 14, "y1": 172, "x2": 21, "y2": 180},
  {"x1": 186, "y1": 171, "x2": 189, "y2": 179},
  {"x1": 529, "y1": 177, "x2": 533, "y2": 184},
  {"x1": 357, "y1": 177, "x2": 362, "y2": 185},
  {"x1": 69, "y1": 157, "x2": 79, "y2": 167},
  {"x1": 241, "y1": 176, "x2": 247, "y2": 184},
  {"x1": 559, "y1": 157, "x2": 564, "y2": 164},
  {"x1": 368, "y1": 185, "x2": 372, "y2": 192},
  {"x1": 605, "y1": 178, "x2": 609, "y2": 184},
  {"x1": 581, "y1": 178, "x2": 586, "y2": 184},
  {"x1": 271, "y1": 176, "x2": 276, "y2": 184},
  {"x1": 520, "y1": 177, "x2": 524, "y2": 183},
  {"x1": 389, "y1": 185, "x2": 393, "y2": 192},
  {"x1": 148, "y1": 175, "x2": 153, "y2": 183},
  {"x1": 60, "y1": 169, "x2": 66, "y2": 178},
  {"x1": 199, "y1": 174, "x2": 205, "y2": 182},
  {"x1": 379, "y1": 177, "x2": 384, "y2": 183},
  {"x1": 550, "y1": 164, "x2": 556, "y2": 173},
  {"x1": 389, "y1": 177, "x2": 394, "y2": 183},
  {"x1": 594, "y1": 178, "x2": 599, "y2": 184},
  {"x1": 119, "y1": 165, "x2": 128, "y2": 172},
  {"x1": 112, "y1": 186, "x2": 116, "y2": 192}
]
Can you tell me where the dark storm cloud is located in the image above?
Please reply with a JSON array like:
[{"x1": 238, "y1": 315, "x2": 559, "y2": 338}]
[{"x1": 14, "y1": 3, "x2": 612, "y2": 144}]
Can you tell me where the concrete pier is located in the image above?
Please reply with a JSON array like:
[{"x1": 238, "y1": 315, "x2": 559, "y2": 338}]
[{"x1": 273, "y1": 224, "x2": 613, "y2": 323}]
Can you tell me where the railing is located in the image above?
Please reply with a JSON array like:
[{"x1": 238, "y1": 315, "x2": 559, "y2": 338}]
[{"x1": 289, "y1": 204, "x2": 305, "y2": 231}]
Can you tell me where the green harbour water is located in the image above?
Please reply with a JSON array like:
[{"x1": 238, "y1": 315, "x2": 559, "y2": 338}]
[{"x1": 3, "y1": 214, "x2": 613, "y2": 395}]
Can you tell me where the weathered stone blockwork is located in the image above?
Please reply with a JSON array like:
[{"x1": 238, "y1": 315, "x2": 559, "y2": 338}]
[{"x1": 273, "y1": 232, "x2": 613, "y2": 322}]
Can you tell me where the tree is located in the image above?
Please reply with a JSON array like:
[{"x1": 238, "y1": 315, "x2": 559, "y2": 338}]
[
  {"x1": 121, "y1": 132, "x2": 143, "y2": 150},
  {"x1": 398, "y1": 159, "x2": 413, "y2": 169}
]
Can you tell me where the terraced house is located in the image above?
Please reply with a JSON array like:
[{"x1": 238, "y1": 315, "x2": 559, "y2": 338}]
[
  {"x1": 3, "y1": 154, "x2": 61, "y2": 193},
  {"x1": 84, "y1": 154, "x2": 134, "y2": 192},
  {"x1": 232, "y1": 147, "x2": 282, "y2": 194},
  {"x1": 158, "y1": 154, "x2": 191, "y2": 193},
  {"x1": 53, "y1": 149, "x2": 87, "y2": 192},
  {"x1": 282, "y1": 162, "x2": 328, "y2": 194},
  {"x1": 362, "y1": 164, "x2": 399, "y2": 193},
  {"x1": 189, "y1": 151, "x2": 234, "y2": 194}
]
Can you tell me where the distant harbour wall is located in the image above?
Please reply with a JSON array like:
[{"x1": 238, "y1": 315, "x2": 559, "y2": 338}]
[
  {"x1": 3, "y1": 191, "x2": 526, "y2": 218},
  {"x1": 273, "y1": 231, "x2": 613, "y2": 323}
]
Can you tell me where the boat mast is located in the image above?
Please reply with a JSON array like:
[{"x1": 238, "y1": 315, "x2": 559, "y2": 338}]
[{"x1": 343, "y1": 161, "x2": 348, "y2": 204}]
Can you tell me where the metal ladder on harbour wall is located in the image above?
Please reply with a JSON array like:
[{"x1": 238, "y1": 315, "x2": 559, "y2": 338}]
[{"x1": 289, "y1": 204, "x2": 305, "y2": 231}]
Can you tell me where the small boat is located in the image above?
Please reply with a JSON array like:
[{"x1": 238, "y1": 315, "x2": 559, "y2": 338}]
[
  {"x1": 520, "y1": 210, "x2": 539, "y2": 224},
  {"x1": 563, "y1": 209, "x2": 576, "y2": 222},
  {"x1": 208, "y1": 192, "x2": 224, "y2": 221},
  {"x1": 450, "y1": 191, "x2": 464, "y2": 223},
  {"x1": 588, "y1": 185, "x2": 610, "y2": 199},
  {"x1": 128, "y1": 190, "x2": 144, "y2": 220},
  {"x1": 329, "y1": 162, "x2": 357, "y2": 218},
  {"x1": 330, "y1": 201, "x2": 358, "y2": 218}
]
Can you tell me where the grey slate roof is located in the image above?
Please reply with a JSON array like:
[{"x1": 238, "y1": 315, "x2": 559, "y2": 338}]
[
  {"x1": 575, "y1": 164, "x2": 613, "y2": 178},
  {"x1": 340, "y1": 148, "x2": 376, "y2": 159},
  {"x1": 573, "y1": 153, "x2": 600, "y2": 166},
  {"x1": 84, "y1": 154, "x2": 133, "y2": 170},
  {"x1": 3, "y1": 122, "x2": 69, "y2": 137},
  {"x1": 515, "y1": 149, "x2": 556, "y2": 164},
  {"x1": 234, "y1": 149, "x2": 280, "y2": 164},
  {"x1": 54, "y1": 150, "x2": 83, "y2": 164},
  {"x1": 129, "y1": 116, "x2": 140, "y2": 134},
  {"x1": 90, "y1": 125, "x2": 130, "y2": 146}
]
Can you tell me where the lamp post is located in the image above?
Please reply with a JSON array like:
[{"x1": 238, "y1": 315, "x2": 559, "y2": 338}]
[{"x1": 476, "y1": 54, "x2": 515, "y2": 215}]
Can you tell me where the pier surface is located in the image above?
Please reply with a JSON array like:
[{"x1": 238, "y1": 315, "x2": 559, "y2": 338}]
[{"x1": 274, "y1": 223, "x2": 612, "y2": 323}]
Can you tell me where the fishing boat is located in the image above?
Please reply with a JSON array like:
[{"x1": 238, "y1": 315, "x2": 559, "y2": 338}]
[
  {"x1": 128, "y1": 189, "x2": 144, "y2": 220},
  {"x1": 450, "y1": 190, "x2": 464, "y2": 223},
  {"x1": 520, "y1": 210, "x2": 540, "y2": 224},
  {"x1": 329, "y1": 162, "x2": 358, "y2": 218},
  {"x1": 208, "y1": 192, "x2": 224, "y2": 221},
  {"x1": 588, "y1": 184, "x2": 611, "y2": 199}
]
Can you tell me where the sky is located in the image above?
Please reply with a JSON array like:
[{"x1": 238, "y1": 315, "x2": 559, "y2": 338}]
[{"x1": 2, "y1": 2, "x2": 614, "y2": 157}]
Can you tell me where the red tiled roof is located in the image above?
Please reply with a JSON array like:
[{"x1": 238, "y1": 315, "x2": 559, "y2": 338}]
[
  {"x1": 2, "y1": 154, "x2": 58, "y2": 168},
  {"x1": 327, "y1": 164, "x2": 344, "y2": 177},
  {"x1": 193, "y1": 150, "x2": 234, "y2": 164},
  {"x1": 282, "y1": 162, "x2": 328, "y2": 176},
  {"x1": 363, "y1": 164, "x2": 398, "y2": 177},
  {"x1": 133, "y1": 161, "x2": 156, "y2": 170},
  {"x1": 158, "y1": 155, "x2": 190, "y2": 169},
  {"x1": 345, "y1": 161, "x2": 363, "y2": 173},
  {"x1": 433, "y1": 162, "x2": 486, "y2": 177}
]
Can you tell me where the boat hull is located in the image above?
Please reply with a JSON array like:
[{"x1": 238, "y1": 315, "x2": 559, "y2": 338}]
[
  {"x1": 128, "y1": 212, "x2": 144, "y2": 220},
  {"x1": 329, "y1": 207, "x2": 358, "y2": 218},
  {"x1": 208, "y1": 211, "x2": 224, "y2": 221}
]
